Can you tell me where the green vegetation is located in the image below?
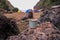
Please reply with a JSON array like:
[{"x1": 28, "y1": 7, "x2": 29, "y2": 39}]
[
  {"x1": 43, "y1": 0, "x2": 60, "y2": 7},
  {"x1": 0, "y1": 0, "x2": 9, "y2": 10},
  {"x1": 12, "y1": 8, "x2": 19, "y2": 12},
  {"x1": 35, "y1": 0, "x2": 60, "y2": 8}
]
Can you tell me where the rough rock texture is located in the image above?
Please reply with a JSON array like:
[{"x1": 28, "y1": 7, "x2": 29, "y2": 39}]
[
  {"x1": 7, "y1": 22, "x2": 60, "y2": 40},
  {"x1": 6, "y1": 6, "x2": 60, "y2": 40},
  {"x1": 0, "y1": 14, "x2": 19, "y2": 40},
  {"x1": 39, "y1": 7, "x2": 60, "y2": 30}
]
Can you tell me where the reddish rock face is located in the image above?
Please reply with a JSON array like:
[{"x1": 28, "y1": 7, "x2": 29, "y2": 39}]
[{"x1": 7, "y1": 22, "x2": 60, "y2": 40}]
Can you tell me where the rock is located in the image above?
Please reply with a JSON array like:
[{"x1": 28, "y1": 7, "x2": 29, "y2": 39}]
[
  {"x1": 38, "y1": 7, "x2": 60, "y2": 30},
  {"x1": 0, "y1": 15, "x2": 19, "y2": 40},
  {"x1": 7, "y1": 22, "x2": 60, "y2": 40}
]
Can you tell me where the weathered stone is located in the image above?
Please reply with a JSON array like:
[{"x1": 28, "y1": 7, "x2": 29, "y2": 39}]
[
  {"x1": 7, "y1": 22, "x2": 60, "y2": 40},
  {"x1": 0, "y1": 15, "x2": 19, "y2": 40},
  {"x1": 38, "y1": 7, "x2": 60, "y2": 30}
]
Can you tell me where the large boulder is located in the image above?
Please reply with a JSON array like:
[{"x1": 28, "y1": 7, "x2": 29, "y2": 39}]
[{"x1": 0, "y1": 14, "x2": 19, "y2": 40}]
